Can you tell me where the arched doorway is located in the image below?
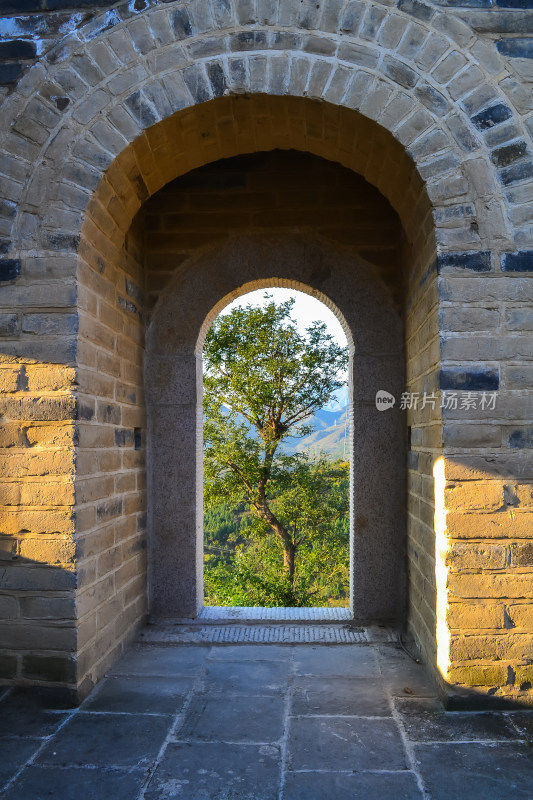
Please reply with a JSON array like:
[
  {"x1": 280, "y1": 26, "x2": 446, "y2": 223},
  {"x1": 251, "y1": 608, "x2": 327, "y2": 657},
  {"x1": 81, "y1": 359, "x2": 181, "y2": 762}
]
[
  {"x1": 200, "y1": 283, "x2": 353, "y2": 613},
  {"x1": 144, "y1": 150, "x2": 407, "y2": 623}
]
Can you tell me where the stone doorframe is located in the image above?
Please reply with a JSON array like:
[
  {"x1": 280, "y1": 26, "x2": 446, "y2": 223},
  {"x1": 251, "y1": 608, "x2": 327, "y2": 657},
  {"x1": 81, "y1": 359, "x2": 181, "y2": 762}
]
[{"x1": 145, "y1": 234, "x2": 406, "y2": 622}]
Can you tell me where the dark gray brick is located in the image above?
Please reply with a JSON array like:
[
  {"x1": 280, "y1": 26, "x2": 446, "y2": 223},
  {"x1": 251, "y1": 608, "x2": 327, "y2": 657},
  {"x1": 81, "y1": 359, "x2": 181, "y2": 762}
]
[
  {"x1": 501, "y1": 251, "x2": 533, "y2": 271},
  {"x1": 440, "y1": 367, "x2": 499, "y2": 391}
]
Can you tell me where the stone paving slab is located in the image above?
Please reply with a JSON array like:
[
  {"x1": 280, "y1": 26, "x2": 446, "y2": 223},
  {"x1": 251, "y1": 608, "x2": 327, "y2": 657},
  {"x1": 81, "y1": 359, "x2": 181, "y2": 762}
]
[
  {"x1": 2, "y1": 766, "x2": 147, "y2": 800},
  {"x1": 81, "y1": 675, "x2": 194, "y2": 714},
  {"x1": 282, "y1": 771, "x2": 423, "y2": 800},
  {"x1": 110, "y1": 643, "x2": 210, "y2": 676},
  {"x1": 394, "y1": 697, "x2": 519, "y2": 742},
  {"x1": 414, "y1": 742, "x2": 533, "y2": 800},
  {"x1": 0, "y1": 739, "x2": 43, "y2": 789},
  {"x1": 0, "y1": 690, "x2": 68, "y2": 739},
  {"x1": 207, "y1": 644, "x2": 290, "y2": 661},
  {"x1": 144, "y1": 742, "x2": 281, "y2": 800},
  {"x1": 179, "y1": 694, "x2": 285, "y2": 742},
  {"x1": 200, "y1": 658, "x2": 289, "y2": 696},
  {"x1": 35, "y1": 712, "x2": 171, "y2": 769},
  {"x1": 292, "y1": 644, "x2": 377, "y2": 677},
  {"x1": 291, "y1": 676, "x2": 392, "y2": 716},
  {"x1": 376, "y1": 645, "x2": 439, "y2": 698},
  {"x1": 1, "y1": 639, "x2": 533, "y2": 799},
  {"x1": 287, "y1": 716, "x2": 407, "y2": 771}
]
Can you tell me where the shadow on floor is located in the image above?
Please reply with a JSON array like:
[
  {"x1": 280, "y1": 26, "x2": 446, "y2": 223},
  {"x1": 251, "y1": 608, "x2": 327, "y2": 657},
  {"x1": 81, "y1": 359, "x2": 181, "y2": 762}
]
[{"x1": 1, "y1": 641, "x2": 533, "y2": 799}]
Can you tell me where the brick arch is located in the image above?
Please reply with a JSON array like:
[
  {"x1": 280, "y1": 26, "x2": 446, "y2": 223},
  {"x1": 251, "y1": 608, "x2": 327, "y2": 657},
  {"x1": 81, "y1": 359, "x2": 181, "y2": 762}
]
[
  {"x1": 196, "y1": 278, "x2": 355, "y2": 357},
  {"x1": 77, "y1": 91, "x2": 438, "y2": 283},
  {"x1": 1, "y1": 0, "x2": 528, "y2": 263}
]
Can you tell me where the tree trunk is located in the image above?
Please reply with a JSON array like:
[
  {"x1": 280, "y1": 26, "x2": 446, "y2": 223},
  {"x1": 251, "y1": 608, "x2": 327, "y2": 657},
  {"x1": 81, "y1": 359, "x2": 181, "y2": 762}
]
[
  {"x1": 283, "y1": 541, "x2": 296, "y2": 583},
  {"x1": 255, "y1": 502, "x2": 297, "y2": 584}
]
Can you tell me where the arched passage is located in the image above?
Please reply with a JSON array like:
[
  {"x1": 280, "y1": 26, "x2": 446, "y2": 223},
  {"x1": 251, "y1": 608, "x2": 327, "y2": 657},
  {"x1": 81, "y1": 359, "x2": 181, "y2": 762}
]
[{"x1": 145, "y1": 231, "x2": 406, "y2": 621}]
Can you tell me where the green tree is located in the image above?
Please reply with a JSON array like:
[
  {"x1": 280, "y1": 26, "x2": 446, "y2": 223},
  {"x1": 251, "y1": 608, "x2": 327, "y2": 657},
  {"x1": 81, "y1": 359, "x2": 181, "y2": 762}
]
[
  {"x1": 204, "y1": 459, "x2": 350, "y2": 606},
  {"x1": 203, "y1": 295, "x2": 349, "y2": 605}
]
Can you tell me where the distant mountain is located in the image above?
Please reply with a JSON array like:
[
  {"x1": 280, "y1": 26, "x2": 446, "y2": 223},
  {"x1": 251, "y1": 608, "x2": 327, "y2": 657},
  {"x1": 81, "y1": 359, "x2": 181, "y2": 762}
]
[
  {"x1": 212, "y1": 386, "x2": 350, "y2": 461},
  {"x1": 280, "y1": 402, "x2": 350, "y2": 460}
]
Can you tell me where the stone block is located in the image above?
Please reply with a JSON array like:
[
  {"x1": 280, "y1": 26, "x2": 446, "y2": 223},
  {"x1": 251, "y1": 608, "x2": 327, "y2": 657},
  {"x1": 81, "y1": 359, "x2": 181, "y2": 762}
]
[
  {"x1": 22, "y1": 654, "x2": 76, "y2": 683},
  {"x1": 0, "y1": 594, "x2": 19, "y2": 618},
  {"x1": 378, "y1": 13, "x2": 408, "y2": 49},
  {"x1": 446, "y1": 543, "x2": 508, "y2": 571},
  {"x1": 447, "y1": 664, "x2": 508, "y2": 686},
  {"x1": 508, "y1": 604, "x2": 533, "y2": 629},
  {"x1": 0, "y1": 258, "x2": 21, "y2": 281},
  {"x1": 398, "y1": 0, "x2": 434, "y2": 22},
  {"x1": 501, "y1": 251, "x2": 533, "y2": 272},
  {"x1": 383, "y1": 54, "x2": 418, "y2": 88},
  {"x1": 0, "y1": 653, "x2": 17, "y2": 679},
  {"x1": 514, "y1": 665, "x2": 533, "y2": 689},
  {"x1": 440, "y1": 367, "x2": 499, "y2": 391},
  {"x1": 20, "y1": 596, "x2": 76, "y2": 620},
  {"x1": 500, "y1": 161, "x2": 533, "y2": 186},
  {"x1": 510, "y1": 542, "x2": 533, "y2": 566},
  {"x1": 447, "y1": 602, "x2": 506, "y2": 630},
  {"x1": 19, "y1": 538, "x2": 75, "y2": 565},
  {"x1": 0, "y1": 63, "x2": 23, "y2": 84},
  {"x1": 448, "y1": 572, "x2": 533, "y2": 600},
  {"x1": 496, "y1": 38, "x2": 533, "y2": 58},
  {"x1": 338, "y1": 41, "x2": 379, "y2": 69},
  {"x1": 491, "y1": 141, "x2": 530, "y2": 169},
  {"x1": 444, "y1": 482, "x2": 504, "y2": 512},
  {"x1": 443, "y1": 423, "x2": 501, "y2": 448},
  {"x1": 449, "y1": 633, "x2": 532, "y2": 662}
]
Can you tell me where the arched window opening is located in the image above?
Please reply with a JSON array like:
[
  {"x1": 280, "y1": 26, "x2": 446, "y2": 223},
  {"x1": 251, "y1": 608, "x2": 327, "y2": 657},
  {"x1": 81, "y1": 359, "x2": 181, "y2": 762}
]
[{"x1": 202, "y1": 287, "x2": 352, "y2": 613}]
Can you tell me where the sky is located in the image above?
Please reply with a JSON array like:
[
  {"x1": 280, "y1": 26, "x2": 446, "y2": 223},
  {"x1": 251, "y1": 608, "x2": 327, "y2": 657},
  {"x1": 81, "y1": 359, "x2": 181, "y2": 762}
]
[
  {"x1": 219, "y1": 288, "x2": 348, "y2": 408},
  {"x1": 220, "y1": 288, "x2": 348, "y2": 348}
]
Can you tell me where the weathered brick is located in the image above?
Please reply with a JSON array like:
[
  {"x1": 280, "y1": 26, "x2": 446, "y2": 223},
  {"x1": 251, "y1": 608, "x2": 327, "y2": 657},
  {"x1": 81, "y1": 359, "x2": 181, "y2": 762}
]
[
  {"x1": 496, "y1": 38, "x2": 533, "y2": 58},
  {"x1": 444, "y1": 482, "x2": 504, "y2": 512},
  {"x1": 0, "y1": 653, "x2": 17, "y2": 679},
  {"x1": 448, "y1": 602, "x2": 506, "y2": 630},
  {"x1": 338, "y1": 41, "x2": 379, "y2": 69},
  {"x1": 383, "y1": 55, "x2": 418, "y2": 88},
  {"x1": 447, "y1": 664, "x2": 508, "y2": 686},
  {"x1": 448, "y1": 572, "x2": 533, "y2": 600},
  {"x1": 446, "y1": 543, "x2": 508, "y2": 571},
  {"x1": 450, "y1": 633, "x2": 531, "y2": 663},
  {"x1": 440, "y1": 367, "x2": 499, "y2": 392},
  {"x1": 508, "y1": 604, "x2": 533, "y2": 629},
  {"x1": 0, "y1": 259, "x2": 21, "y2": 281},
  {"x1": 471, "y1": 103, "x2": 513, "y2": 131},
  {"x1": 501, "y1": 251, "x2": 533, "y2": 272},
  {"x1": 443, "y1": 423, "x2": 501, "y2": 448},
  {"x1": 19, "y1": 538, "x2": 75, "y2": 565},
  {"x1": 22, "y1": 654, "x2": 76, "y2": 683},
  {"x1": 398, "y1": 0, "x2": 434, "y2": 22},
  {"x1": 491, "y1": 141, "x2": 530, "y2": 168},
  {"x1": 510, "y1": 542, "x2": 533, "y2": 567}
]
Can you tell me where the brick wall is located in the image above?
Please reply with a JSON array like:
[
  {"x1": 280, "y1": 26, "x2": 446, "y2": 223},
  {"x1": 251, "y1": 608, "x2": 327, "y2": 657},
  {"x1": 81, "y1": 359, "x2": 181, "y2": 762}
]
[
  {"x1": 75, "y1": 213, "x2": 147, "y2": 695},
  {"x1": 0, "y1": 0, "x2": 531, "y2": 705},
  {"x1": 0, "y1": 361, "x2": 77, "y2": 691}
]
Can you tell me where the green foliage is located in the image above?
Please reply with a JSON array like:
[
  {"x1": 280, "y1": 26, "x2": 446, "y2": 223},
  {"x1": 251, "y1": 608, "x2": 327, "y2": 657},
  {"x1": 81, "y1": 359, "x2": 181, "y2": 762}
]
[
  {"x1": 203, "y1": 295, "x2": 349, "y2": 607},
  {"x1": 204, "y1": 459, "x2": 350, "y2": 606}
]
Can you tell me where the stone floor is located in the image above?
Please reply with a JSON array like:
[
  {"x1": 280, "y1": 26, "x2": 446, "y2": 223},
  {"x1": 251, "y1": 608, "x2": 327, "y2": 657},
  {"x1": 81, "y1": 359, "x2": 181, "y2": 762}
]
[{"x1": 1, "y1": 641, "x2": 533, "y2": 799}]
